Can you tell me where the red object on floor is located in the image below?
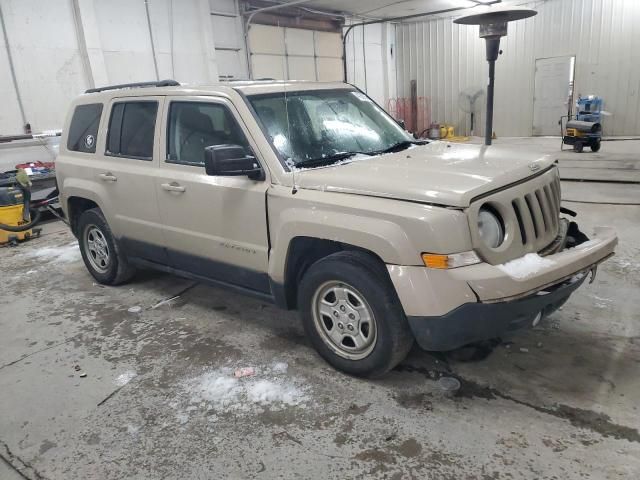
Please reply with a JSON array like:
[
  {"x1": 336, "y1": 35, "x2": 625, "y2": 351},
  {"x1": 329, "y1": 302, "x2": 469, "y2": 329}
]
[{"x1": 14, "y1": 161, "x2": 55, "y2": 170}]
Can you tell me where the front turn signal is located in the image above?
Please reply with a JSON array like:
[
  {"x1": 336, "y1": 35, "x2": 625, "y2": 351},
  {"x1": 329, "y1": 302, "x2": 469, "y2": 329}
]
[{"x1": 421, "y1": 251, "x2": 481, "y2": 269}]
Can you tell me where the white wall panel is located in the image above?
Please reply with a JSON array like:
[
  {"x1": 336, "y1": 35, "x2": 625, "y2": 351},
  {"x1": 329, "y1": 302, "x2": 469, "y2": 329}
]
[
  {"x1": 210, "y1": 0, "x2": 247, "y2": 81},
  {"x1": 211, "y1": 15, "x2": 241, "y2": 49},
  {"x1": 396, "y1": 0, "x2": 640, "y2": 136},
  {"x1": 0, "y1": 29, "x2": 22, "y2": 133},
  {"x1": 0, "y1": 0, "x2": 86, "y2": 132},
  {"x1": 345, "y1": 23, "x2": 370, "y2": 99},
  {"x1": 0, "y1": 0, "x2": 219, "y2": 133},
  {"x1": 344, "y1": 21, "x2": 394, "y2": 108}
]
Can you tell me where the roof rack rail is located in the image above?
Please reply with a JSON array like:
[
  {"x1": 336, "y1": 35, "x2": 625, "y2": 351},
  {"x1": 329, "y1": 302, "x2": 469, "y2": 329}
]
[
  {"x1": 226, "y1": 78, "x2": 275, "y2": 82},
  {"x1": 85, "y1": 79, "x2": 180, "y2": 94}
]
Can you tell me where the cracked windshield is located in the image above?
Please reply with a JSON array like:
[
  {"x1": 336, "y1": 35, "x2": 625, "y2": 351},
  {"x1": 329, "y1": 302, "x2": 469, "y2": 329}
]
[{"x1": 249, "y1": 89, "x2": 418, "y2": 168}]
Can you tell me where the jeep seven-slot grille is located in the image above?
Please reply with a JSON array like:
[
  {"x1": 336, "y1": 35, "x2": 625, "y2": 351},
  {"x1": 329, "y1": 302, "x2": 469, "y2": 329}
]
[
  {"x1": 468, "y1": 167, "x2": 562, "y2": 265},
  {"x1": 510, "y1": 174, "x2": 561, "y2": 247}
]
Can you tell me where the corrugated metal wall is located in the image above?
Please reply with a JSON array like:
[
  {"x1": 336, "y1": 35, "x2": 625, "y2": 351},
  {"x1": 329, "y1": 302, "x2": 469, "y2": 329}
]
[{"x1": 396, "y1": 0, "x2": 640, "y2": 137}]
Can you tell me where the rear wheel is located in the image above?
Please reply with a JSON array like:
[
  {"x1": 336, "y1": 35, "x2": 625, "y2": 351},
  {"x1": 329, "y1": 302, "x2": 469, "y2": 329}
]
[
  {"x1": 298, "y1": 251, "x2": 414, "y2": 378},
  {"x1": 77, "y1": 208, "x2": 136, "y2": 285},
  {"x1": 591, "y1": 139, "x2": 601, "y2": 152}
]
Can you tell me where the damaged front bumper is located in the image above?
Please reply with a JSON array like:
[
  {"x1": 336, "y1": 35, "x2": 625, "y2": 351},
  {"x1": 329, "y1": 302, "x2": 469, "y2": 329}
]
[
  {"x1": 387, "y1": 225, "x2": 617, "y2": 351},
  {"x1": 406, "y1": 271, "x2": 587, "y2": 351},
  {"x1": 451, "y1": 226, "x2": 617, "y2": 302}
]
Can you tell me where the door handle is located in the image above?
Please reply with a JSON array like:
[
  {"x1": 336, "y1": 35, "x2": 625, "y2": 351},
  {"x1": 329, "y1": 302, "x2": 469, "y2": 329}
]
[
  {"x1": 161, "y1": 182, "x2": 186, "y2": 193},
  {"x1": 98, "y1": 172, "x2": 117, "y2": 182}
]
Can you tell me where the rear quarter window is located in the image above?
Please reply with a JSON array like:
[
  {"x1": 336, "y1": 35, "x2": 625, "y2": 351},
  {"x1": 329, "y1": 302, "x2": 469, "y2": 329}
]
[{"x1": 67, "y1": 103, "x2": 103, "y2": 153}]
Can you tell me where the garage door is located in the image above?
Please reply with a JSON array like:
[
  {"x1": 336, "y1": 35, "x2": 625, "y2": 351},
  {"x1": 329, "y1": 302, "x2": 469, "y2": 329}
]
[
  {"x1": 248, "y1": 24, "x2": 342, "y2": 81},
  {"x1": 210, "y1": 0, "x2": 248, "y2": 81}
]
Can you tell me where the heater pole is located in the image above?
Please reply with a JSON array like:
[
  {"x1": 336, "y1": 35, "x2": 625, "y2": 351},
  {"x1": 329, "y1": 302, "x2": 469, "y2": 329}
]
[
  {"x1": 454, "y1": 8, "x2": 538, "y2": 147},
  {"x1": 484, "y1": 35, "x2": 501, "y2": 146},
  {"x1": 485, "y1": 59, "x2": 495, "y2": 146}
]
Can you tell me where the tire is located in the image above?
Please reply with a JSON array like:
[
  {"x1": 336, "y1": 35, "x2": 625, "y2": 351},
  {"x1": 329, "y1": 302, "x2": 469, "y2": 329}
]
[
  {"x1": 77, "y1": 208, "x2": 136, "y2": 285},
  {"x1": 591, "y1": 140, "x2": 601, "y2": 152},
  {"x1": 573, "y1": 141, "x2": 584, "y2": 153},
  {"x1": 298, "y1": 251, "x2": 414, "y2": 378}
]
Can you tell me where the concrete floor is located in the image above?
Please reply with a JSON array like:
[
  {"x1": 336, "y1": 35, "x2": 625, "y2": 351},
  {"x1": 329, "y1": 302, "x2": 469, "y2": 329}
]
[{"x1": 1, "y1": 179, "x2": 639, "y2": 479}]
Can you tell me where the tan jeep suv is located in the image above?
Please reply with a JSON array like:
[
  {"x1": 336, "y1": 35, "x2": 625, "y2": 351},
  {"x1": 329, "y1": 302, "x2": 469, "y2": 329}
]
[{"x1": 56, "y1": 79, "x2": 617, "y2": 377}]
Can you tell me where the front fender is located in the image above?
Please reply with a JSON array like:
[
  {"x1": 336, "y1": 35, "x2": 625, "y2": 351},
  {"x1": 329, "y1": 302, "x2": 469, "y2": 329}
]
[{"x1": 267, "y1": 186, "x2": 472, "y2": 283}]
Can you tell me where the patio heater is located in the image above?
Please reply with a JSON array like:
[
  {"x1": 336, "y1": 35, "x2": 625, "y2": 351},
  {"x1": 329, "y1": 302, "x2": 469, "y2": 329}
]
[{"x1": 454, "y1": 8, "x2": 537, "y2": 145}]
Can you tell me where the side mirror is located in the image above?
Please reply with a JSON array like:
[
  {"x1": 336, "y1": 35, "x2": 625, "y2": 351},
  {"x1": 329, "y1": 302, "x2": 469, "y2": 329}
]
[
  {"x1": 397, "y1": 119, "x2": 406, "y2": 130},
  {"x1": 204, "y1": 145, "x2": 264, "y2": 181}
]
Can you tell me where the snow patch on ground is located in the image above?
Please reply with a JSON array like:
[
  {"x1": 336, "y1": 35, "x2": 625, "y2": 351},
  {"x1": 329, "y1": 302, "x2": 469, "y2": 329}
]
[
  {"x1": 497, "y1": 253, "x2": 555, "y2": 279},
  {"x1": 246, "y1": 379, "x2": 302, "y2": 405},
  {"x1": 593, "y1": 295, "x2": 612, "y2": 309},
  {"x1": 115, "y1": 370, "x2": 137, "y2": 386},
  {"x1": 127, "y1": 424, "x2": 140, "y2": 436},
  {"x1": 611, "y1": 252, "x2": 640, "y2": 277},
  {"x1": 23, "y1": 242, "x2": 81, "y2": 264},
  {"x1": 175, "y1": 412, "x2": 189, "y2": 425},
  {"x1": 272, "y1": 362, "x2": 288, "y2": 374},
  {"x1": 174, "y1": 362, "x2": 307, "y2": 421}
]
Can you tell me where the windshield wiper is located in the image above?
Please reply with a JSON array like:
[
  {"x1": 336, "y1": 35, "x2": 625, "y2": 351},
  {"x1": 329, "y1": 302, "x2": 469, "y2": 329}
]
[
  {"x1": 375, "y1": 139, "x2": 428, "y2": 154},
  {"x1": 295, "y1": 151, "x2": 368, "y2": 169},
  {"x1": 294, "y1": 140, "x2": 428, "y2": 169}
]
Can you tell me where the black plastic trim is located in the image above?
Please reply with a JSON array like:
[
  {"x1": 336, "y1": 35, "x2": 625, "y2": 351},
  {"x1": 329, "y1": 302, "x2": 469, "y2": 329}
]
[
  {"x1": 121, "y1": 237, "x2": 169, "y2": 265},
  {"x1": 121, "y1": 237, "x2": 273, "y2": 300},
  {"x1": 407, "y1": 273, "x2": 586, "y2": 351},
  {"x1": 129, "y1": 256, "x2": 275, "y2": 304}
]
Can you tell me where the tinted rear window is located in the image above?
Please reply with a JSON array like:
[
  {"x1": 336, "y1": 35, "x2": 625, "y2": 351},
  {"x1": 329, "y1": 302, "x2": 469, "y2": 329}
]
[
  {"x1": 107, "y1": 101, "x2": 158, "y2": 160},
  {"x1": 67, "y1": 103, "x2": 103, "y2": 153}
]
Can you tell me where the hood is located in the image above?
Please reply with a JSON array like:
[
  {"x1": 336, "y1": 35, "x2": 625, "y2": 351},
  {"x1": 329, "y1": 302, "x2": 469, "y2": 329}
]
[{"x1": 294, "y1": 142, "x2": 556, "y2": 208}]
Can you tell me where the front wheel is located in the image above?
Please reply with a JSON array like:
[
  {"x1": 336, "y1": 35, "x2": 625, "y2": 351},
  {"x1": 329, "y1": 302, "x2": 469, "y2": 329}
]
[
  {"x1": 591, "y1": 139, "x2": 601, "y2": 152},
  {"x1": 298, "y1": 251, "x2": 414, "y2": 378}
]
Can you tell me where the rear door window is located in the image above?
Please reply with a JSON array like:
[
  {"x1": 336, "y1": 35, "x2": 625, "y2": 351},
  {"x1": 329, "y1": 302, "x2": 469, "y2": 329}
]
[
  {"x1": 107, "y1": 101, "x2": 158, "y2": 160},
  {"x1": 67, "y1": 103, "x2": 103, "y2": 153}
]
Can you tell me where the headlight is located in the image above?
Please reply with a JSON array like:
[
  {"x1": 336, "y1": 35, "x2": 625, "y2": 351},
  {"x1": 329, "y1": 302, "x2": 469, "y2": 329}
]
[{"x1": 478, "y1": 207, "x2": 504, "y2": 248}]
